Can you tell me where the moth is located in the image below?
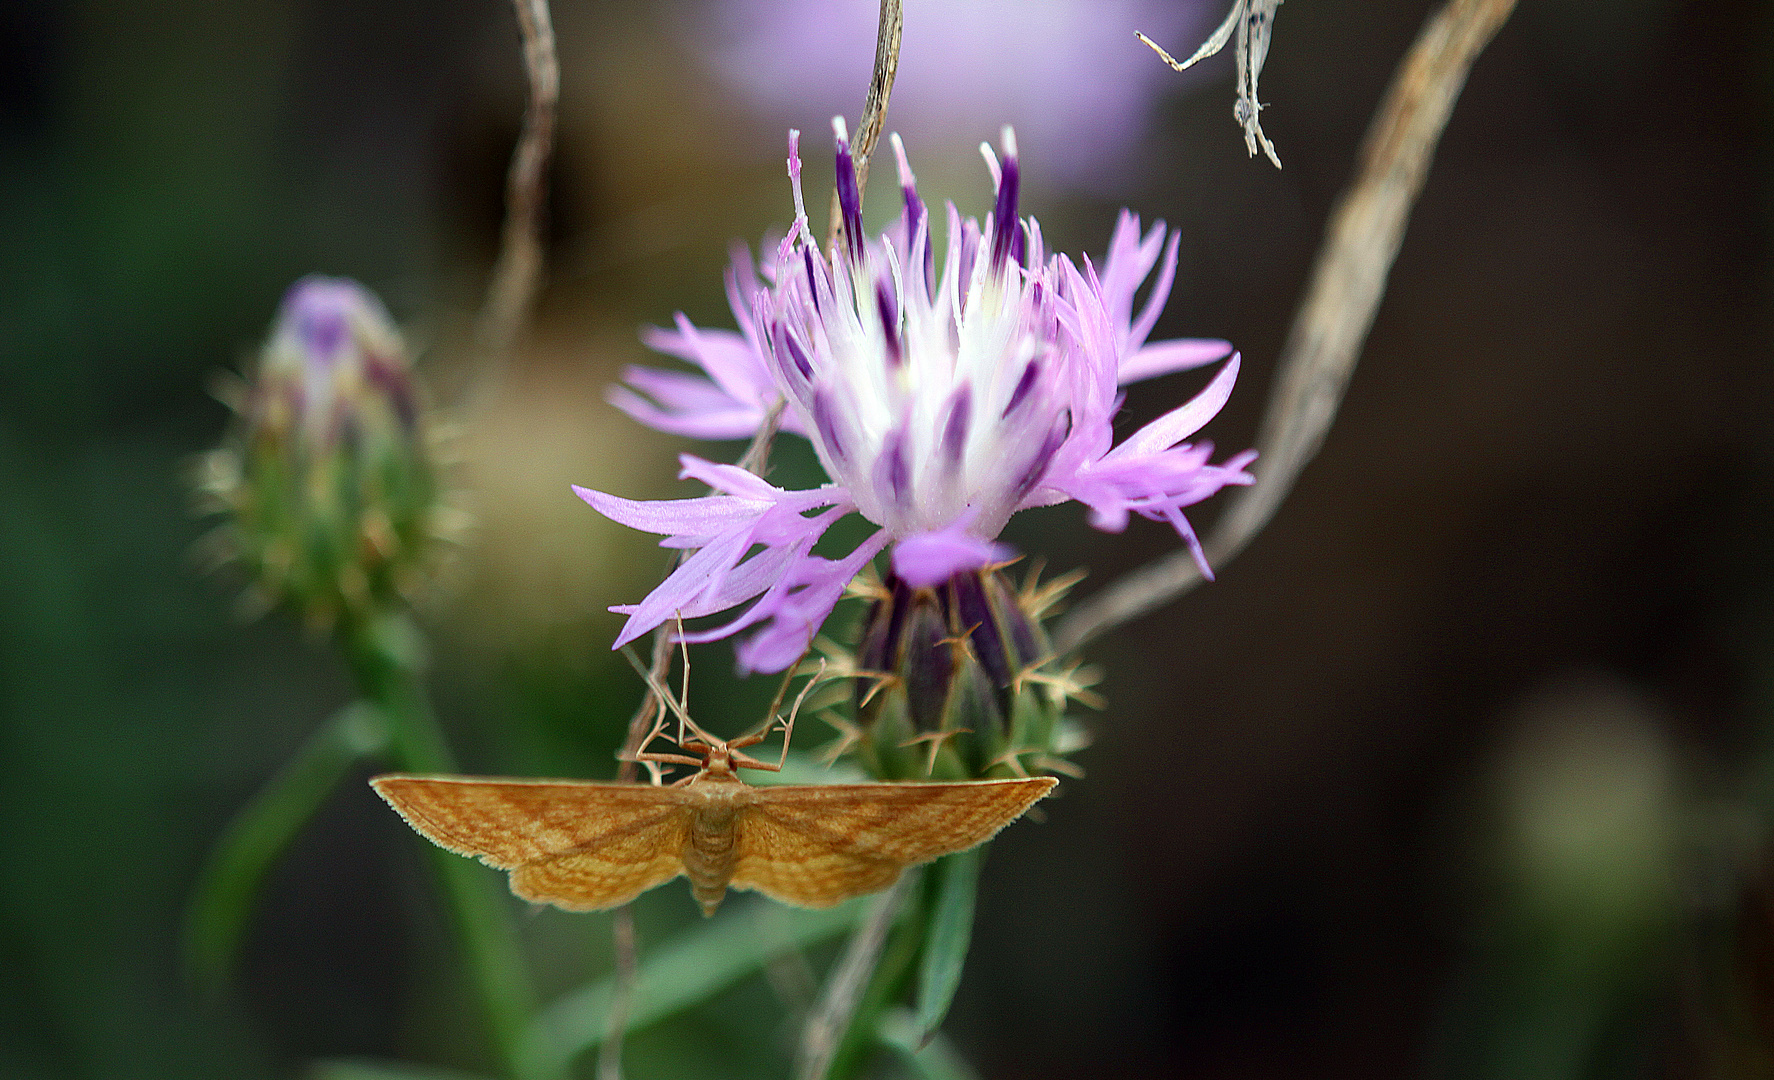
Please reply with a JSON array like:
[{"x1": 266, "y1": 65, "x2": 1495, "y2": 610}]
[{"x1": 372, "y1": 703, "x2": 1054, "y2": 916}]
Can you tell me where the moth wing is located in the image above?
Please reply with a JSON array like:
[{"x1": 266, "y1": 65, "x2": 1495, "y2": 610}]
[
  {"x1": 730, "y1": 777, "x2": 1056, "y2": 909},
  {"x1": 371, "y1": 775, "x2": 692, "y2": 912}
]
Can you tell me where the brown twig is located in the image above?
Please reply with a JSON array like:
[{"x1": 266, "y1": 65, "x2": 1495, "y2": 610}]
[
  {"x1": 595, "y1": 632, "x2": 672, "y2": 1080},
  {"x1": 736, "y1": 397, "x2": 788, "y2": 478},
  {"x1": 476, "y1": 0, "x2": 559, "y2": 368},
  {"x1": 853, "y1": 0, "x2": 903, "y2": 192},
  {"x1": 595, "y1": 394, "x2": 791, "y2": 1078},
  {"x1": 826, "y1": 0, "x2": 904, "y2": 251},
  {"x1": 1054, "y1": 0, "x2": 1517, "y2": 654},
  {"x1": 790, "y1": 12, "x2": 912, "y2": 1074},
  {"x1": 614, "y1": 634, "x2": 673, "y2": 785},
  {"x1": 595, "y1": 907, "x2": 638, "y2": 1080}
]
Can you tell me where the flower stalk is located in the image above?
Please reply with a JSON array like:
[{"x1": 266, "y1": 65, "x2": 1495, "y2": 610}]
[{"x1": 340, "y1": 609, "x2": 553, "y2": 1080}]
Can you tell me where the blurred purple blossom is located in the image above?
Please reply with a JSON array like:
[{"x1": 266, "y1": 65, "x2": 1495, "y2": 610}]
[
  {"x1": 680, "y1": 0, "x2": 1210, "y2": 189},
  {"x1": 257, "y1": 276, "x2": 416, "y2": 447}
]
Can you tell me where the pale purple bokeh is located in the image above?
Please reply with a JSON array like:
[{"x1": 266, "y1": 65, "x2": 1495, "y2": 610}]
[{"x1": 681, "y1": 0, "x2": 1210, "y2": 190}]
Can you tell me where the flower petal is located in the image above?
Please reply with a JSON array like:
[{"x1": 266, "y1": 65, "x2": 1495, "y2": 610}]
[
  {"x1": 606, "y1": 384, "x2": 766, "y2": 441},
  {"x1": 572, "y1": 484, "x2": 766, "y2": 537},
  {"x1": 644, "y1": 315, "x2": 772, "y2": 408},
  {"x1": 732, "y1": 532, "x2": 890, "y2": 674},
  {"x1": 892, "y1": 525, "x2": 1014, "y2": 588},
  {"x1": 1110, "y1": 353, "x2": 1242, "y2": 459},
  {"x1": 1117, "y1": 338, "x2": 1234, "y2": 385}
]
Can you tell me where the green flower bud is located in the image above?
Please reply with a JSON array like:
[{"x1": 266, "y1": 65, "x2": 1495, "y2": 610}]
[
  {"x1": 844, "y1": 565, "x2": 1095, "y2": 781},
  {"x1": 197, "y1": 276, "x2": 452, "y2": 627}
]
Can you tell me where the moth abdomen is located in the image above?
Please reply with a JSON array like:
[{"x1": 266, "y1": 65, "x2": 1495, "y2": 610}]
[{"x1": 684, "y1": 805, "x2": 743, "y2": 915}]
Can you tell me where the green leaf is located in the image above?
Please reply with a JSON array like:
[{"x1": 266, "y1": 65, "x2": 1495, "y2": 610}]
[
  {"x1": 912, "y1": 848, "x2": 982, "y2": 1044},
  {"x1": 519, "y1": 898, "x2": 866, "y2": 1079},
  {"x1": 308, "y1": 1059, "x2": 496, "y2": 1080},
  {"x1": 876, "y1": 1008, "x2": 982, "y2": 1080},
  {"x1": 184, "y1": 701, "x2": 387, "y2": 990}
]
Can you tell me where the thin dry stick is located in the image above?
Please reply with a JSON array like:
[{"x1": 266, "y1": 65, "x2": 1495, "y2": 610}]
[
  {"x1": 852, "y1": 0, "x2": 903, "y2": 192},
  {"x1": 596, "y1": 397, "x2": 789, "y2": 1080},
  {"x1": 595, "y1": 908, "x2": 637, "y2": 1080},
  {"x1": 1054, "y1": 0, "x2": 1518, "y2": 654},
  {"x1": 796, "y1": 9, "x2": 909, "y2": 1073},
  {"x1": 794, "y1": 875, "x2": 912, "y2": 1080},
  {"x1": 737, "y1": 397, "x2": 788, "y2": 477},
  {"x1": 595, "y1": 634, "x2": 669, "y2": 1080},
  {"x1": 477, "y1": 0, "x2": 559, "y2": 366},
  {"x1": 826, "y1": 0, "x2": 903, "y2": 251},
  {"x1": 615, "y1": 633, "x2": 674, "y2": 784}
]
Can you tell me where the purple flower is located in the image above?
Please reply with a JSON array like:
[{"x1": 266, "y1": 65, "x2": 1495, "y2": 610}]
[{"x1": 578, "y1": 124, "x2": 1254, "y2": 673}]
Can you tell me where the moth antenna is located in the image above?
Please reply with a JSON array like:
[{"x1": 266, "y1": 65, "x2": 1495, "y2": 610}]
[
  {"x1": 672, "y1": 614, "x2": 693, "y2": 746},
  {"x1": 654, "y1": 621, "x2": 727, "y2": 751},
  {"x1": 777, "y1": 657, "x2": 827, "y2": 770},
  {"x1": 676, "y1": 710, "x2": 722, "y2": 750},
  {"x1": 621, "y1": 644, "x2": 700, "y2": 745},
  {"x1": 757, "y1": 642, "x2": 816, "y2": 742}
]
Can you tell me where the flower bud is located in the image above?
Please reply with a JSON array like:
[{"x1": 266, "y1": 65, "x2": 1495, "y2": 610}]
[
  {"x1": 847, "y1": 565, "x2": 1093, "y2": 781},
  {"x1": 198, "y1": 276, "x2": 449, "y2": 627}
]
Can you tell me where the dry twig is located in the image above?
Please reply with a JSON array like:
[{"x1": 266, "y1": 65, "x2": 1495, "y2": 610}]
[
  {"x1": 477, "y1": 0, "x2": 559, "y2": 366},
  {"x1": 596, "y1": 397, "x2": 789, "y2": 1080},
  {"x1": 796, "y1": 8, "x2": 910, "y2": 1075},
  {"x1": 1056, "y1": 0, "x2": 1518, "y2": 653},
  {"x1": 595, "y1": 908, "x2": 638, "y2": 1080}
]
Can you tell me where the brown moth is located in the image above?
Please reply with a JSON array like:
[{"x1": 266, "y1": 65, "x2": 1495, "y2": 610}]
[{"x1": 371, "y1": 721, "x2": 1054, "y2": 916}]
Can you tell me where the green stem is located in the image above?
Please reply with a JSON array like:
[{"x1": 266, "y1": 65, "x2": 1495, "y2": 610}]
[
  {"x1": 341, "y1": 610, "x2": 554, "y2": 1080},
  {"x1": 184, "y1": 700, "x2": 387, "y2": 991}
]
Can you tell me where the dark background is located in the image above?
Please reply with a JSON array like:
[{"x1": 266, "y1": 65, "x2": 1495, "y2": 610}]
[{"x1": 2, "y1": 0, "x2": 1770, "y2": 1077}]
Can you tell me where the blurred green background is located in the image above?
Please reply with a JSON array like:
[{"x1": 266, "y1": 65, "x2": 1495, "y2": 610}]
[{"x1": 3, "y1": 0, "x2": 1774, "y2": 1077}]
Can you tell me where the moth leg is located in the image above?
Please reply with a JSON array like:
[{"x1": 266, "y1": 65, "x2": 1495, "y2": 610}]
[{"x1": 620, "y1": 703, "x2": 704, "y2": 783}]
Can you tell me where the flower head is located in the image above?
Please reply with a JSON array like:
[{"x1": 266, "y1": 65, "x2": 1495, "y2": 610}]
[{"x1": 579, "y1": 124, "x2": 1254, "y2": 672}]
